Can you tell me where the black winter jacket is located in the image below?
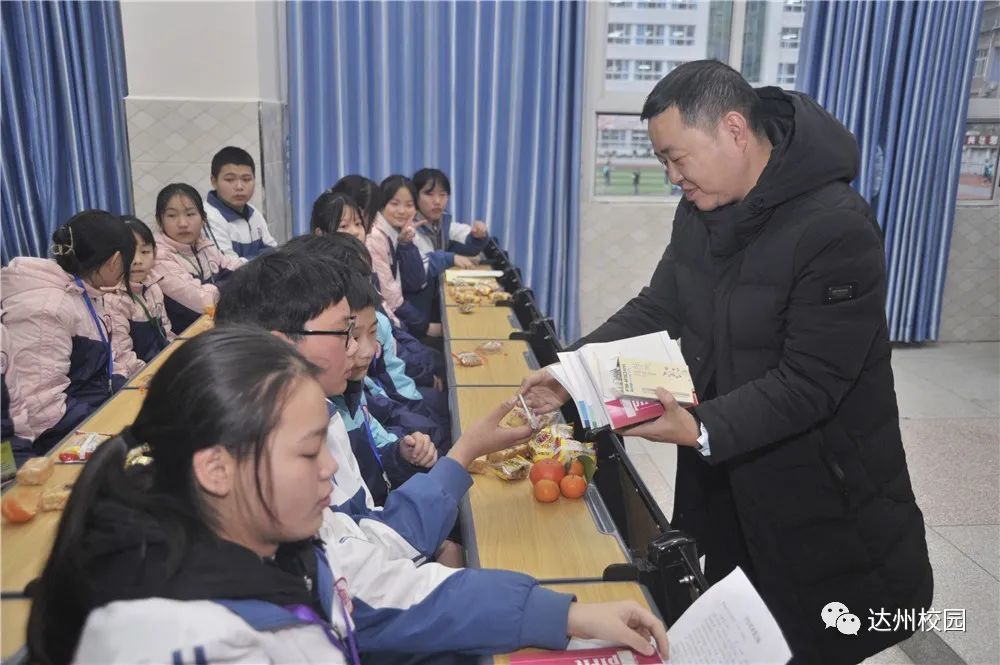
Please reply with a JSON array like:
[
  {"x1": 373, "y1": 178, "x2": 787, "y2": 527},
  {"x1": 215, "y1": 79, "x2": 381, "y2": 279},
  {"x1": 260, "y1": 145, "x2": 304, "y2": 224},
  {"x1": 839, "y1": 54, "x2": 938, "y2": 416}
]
[{"x1": 579, "y1": 88, "x2": 932, "y2": 664}]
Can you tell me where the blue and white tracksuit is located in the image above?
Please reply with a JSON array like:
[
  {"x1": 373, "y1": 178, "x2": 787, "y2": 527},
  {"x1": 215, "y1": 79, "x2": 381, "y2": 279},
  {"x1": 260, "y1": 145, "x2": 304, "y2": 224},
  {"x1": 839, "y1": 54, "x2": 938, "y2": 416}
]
[{"x1": 204, "y1": 191, "x2": 277, "y2": 260}]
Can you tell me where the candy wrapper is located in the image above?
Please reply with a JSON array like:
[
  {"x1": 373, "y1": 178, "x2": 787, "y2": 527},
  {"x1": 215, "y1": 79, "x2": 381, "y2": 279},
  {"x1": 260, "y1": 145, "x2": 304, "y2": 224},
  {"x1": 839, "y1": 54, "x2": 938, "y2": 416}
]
[
  {"x1": 455, "y1": 351, "x2": 484, "y2": 367},
  {"x1": 57, "y1": 433, "x2": 111, "y2": 464},
  {"x1": 490, "y1": 455, "x2": 532, "y2": 481},
  {"x1": 458, "y1": 303, "x2": 477, "y2": 314},
  {"x1": 476, "y1": 341, "x2": 504, "y2": 355},
  {"x1": 529, "y1": 425, "x2": 597, "y2": 479}
]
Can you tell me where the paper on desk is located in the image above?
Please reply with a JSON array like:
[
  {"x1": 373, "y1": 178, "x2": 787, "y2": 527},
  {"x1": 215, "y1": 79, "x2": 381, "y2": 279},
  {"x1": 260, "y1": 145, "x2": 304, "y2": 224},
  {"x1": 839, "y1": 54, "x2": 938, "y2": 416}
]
[{"x1": 666, "y1": 567, "x2": 791, "y2": 664}]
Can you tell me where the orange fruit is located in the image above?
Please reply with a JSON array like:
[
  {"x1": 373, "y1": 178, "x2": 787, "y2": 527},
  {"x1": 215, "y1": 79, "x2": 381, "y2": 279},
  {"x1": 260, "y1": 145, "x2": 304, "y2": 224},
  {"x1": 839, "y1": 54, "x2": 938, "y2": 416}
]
[
  {"x1": 2, "y1": 493, "x2": 38, "y2": 523},
  {"x1": 529, "y1": 459, "x2": 566, "y2": 486},
  {"x1": 560, "y1": 474, "x2": 587, "y2": 499},
  {"x1": 568, "y1": 459, "x2": 584, "y2": 477},
  {"x1": 533, "y1": 479, "x2": 560, "y2": 503}
]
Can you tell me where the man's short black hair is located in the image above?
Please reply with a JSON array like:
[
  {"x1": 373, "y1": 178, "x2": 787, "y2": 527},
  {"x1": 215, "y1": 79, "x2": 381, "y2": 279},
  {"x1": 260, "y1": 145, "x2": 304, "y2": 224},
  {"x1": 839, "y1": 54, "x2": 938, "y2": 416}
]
[
  {"x1": 412, "y1": 168, "x2": 451, "y2": 195},
  {"x1": 640, "y1": 59, "x2": 765, "y2": 137},
  {"x1": 280, "y1": 235, "x2": 380, "y2": 311},
  {"x1": 211, "y1": 146, "x2": 256, "y2": 178},
  {"x1": 216, "y1": 249, "x2": 348, "y2": 339}
]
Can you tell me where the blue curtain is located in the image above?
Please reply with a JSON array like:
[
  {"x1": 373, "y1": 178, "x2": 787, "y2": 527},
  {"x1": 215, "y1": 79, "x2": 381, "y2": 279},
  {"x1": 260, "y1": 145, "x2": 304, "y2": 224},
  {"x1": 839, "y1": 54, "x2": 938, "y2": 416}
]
[
  {"x1": 1, "y1": 1, "x2": 132, "y2": 264},
  {"x1": 287, "y1": 1, "x2": 585, "y2": 341},
  {"x1": 797, "y1": 1, "x2": 983, "y2": 342}
]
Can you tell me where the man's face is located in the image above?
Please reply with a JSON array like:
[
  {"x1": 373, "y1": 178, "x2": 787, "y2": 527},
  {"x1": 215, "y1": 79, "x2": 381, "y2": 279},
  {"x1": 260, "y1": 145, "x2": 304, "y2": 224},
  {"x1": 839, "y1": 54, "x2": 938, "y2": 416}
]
[
  {"x1": 346, "y1": 306, "x2": 379, "y2": 382},
  {"x1": 292, "y1": 298, "x2": 358, "y2": 397},
  {"x1": 648, "y1": 107, "x2": 747, "y2": 212},
  {"x1": 212, "y1": 164, "x2": 256, "y2": 210}
]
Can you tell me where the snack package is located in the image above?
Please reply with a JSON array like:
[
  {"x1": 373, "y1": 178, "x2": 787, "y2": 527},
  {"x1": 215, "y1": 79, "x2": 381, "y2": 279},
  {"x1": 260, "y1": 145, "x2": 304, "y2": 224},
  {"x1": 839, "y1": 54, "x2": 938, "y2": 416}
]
[
  {"x1": 490, "y1": 455, "x2": 532, "y2": 481},
  {"x1": 490, "y1": 291, "x2": 512, "y2": 303},
  {"x1": 529, "y1": 424, "x2": 597, "y2": 470},
  {"x1": 15, "y1": 456, "x2": 54, "y2": 486},
  {"x1": 455, "y1": 351, "x2": 484, "y2": 367},
  {"x1": 57, "y1": 433, "x2": 110, "y2": 463},
  {"x1": 40, "y1": 485, "x2": 72, "y2": 511},
  {"x1": 475, "y1": 283, "x2": 494, "y2": 296},
  {"x1": 458, "y1": 303, "x2": 477, "y2": 314},
  {"x1": 476, "y1": 341, "x2": 504, "y2": 355},
  {"x1": 485, "y1": 443, "x2": 531, "y2": 464}
]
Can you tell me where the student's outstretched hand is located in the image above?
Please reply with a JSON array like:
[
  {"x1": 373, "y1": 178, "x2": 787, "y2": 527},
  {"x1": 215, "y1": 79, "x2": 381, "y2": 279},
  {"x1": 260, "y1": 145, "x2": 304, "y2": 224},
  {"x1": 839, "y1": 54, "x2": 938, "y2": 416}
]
[
  {"x1": 401, "y1": 432, "x2": 438, "y2": 468},
  {"x1": 453, "y1": 255, "x2": 477, "y2": 269},
  {"x1": 520, "y1": 367, "x2": 569, "y2": 414},
  {"x1": 448, "y1": 398, "x2": 533, "y2": 468},
  {"x1": 399, "y1": 224, "x2": 417, "y2": 244},
  {"x1": 567, "y1": 601, "x2": 669, "y2": 659},
  {"x1": 471, "y1": 221, "x2": 488, "y2": 238}
]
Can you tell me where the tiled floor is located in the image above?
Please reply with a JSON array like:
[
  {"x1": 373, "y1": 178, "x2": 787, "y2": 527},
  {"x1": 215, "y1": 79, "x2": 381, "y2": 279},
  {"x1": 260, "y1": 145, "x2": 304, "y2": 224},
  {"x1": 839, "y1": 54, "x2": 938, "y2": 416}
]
[{"x1": 626, "y1": 342, "x2": 1000, "y2": 665}]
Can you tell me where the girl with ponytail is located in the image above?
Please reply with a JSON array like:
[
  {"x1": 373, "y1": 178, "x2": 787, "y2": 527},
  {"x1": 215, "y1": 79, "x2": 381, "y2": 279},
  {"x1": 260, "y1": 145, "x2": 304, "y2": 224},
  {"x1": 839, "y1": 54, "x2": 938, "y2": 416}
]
[{"x1": 1, "y1": 210, "x2": 136, "y2": 462}]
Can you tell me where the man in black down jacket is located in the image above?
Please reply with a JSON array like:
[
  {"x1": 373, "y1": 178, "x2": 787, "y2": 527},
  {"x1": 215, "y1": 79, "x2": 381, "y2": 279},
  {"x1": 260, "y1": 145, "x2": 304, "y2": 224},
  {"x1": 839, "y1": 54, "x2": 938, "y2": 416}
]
[{"x1": 522, "y1": 61, "x2": 932, "y2": 664}]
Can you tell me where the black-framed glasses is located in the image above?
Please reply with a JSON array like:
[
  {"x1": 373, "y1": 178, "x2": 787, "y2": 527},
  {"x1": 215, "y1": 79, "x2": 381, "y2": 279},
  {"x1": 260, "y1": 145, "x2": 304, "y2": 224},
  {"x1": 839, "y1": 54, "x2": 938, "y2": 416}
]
[{"x1": 283, "y1": 316, "x2": 356, "y2": 348}]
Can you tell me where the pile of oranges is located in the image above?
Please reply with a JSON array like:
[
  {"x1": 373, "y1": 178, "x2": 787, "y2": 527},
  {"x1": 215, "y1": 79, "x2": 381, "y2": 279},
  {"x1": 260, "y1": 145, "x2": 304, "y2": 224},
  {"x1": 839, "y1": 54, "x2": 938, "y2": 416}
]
[{"x1": 529, "y1": 458, "x2": 588, "y2": 503}]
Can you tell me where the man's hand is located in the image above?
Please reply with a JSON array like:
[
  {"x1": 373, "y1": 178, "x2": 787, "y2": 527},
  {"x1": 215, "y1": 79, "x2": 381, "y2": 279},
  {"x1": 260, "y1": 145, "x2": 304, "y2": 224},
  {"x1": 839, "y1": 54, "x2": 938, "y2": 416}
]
[
  {"x1": 426, "y1": 322, "x2": 443, "y2": 337},
  {"x1": 401, "y1": 432, "x2": 438, "y2": 468},
  {"x1": 618, "y1": 387, "x2": 699, "y2": 446},
  {"x1": 470, "y1": 221, "x2": 488, "y2": 238},
  {"x1": 432, "y1": 375, "x2": 445, "y2": 392},
  {"x1": 567, "y1": 601, "x2": 669, "y2": 659},
  {"x1": 453, "y1": 255, "x2": 477, "y2": 269},
  {"x1": 448, "y1": 397, "x2": 533, "y2": 468},
  {"x1": 519, "y1": 367, "x2": 569, "y2": 414}
]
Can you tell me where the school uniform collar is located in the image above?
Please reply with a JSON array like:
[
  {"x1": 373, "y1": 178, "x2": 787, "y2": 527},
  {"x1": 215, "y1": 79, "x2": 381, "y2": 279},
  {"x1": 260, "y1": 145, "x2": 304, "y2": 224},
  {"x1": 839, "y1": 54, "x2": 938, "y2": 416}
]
[
  {"x1": 373, "y1": 213, "x2": 400, "y2": 243},
  {"x1": 206, "y1": 190, "x2": 255, "y2": 222}
]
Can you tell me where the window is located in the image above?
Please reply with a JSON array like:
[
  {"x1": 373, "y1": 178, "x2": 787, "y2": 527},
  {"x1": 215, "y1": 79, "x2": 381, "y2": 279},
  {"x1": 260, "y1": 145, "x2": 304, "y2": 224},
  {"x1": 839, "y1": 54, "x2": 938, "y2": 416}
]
[
  {"x1": 634, "y1": 60, "x2": 665, "y2": 81},
  {"x1": 607, "y1": 23, "x2": 631, "y2": 45},
  {"x1": 781, "y1": 27, "x2": 800, "y2": 49},
  {"x1": 605, "y1": 59, "x2": 630, "y2": 80},
  {"x1": 635, "y1": 24, "x2": 666, "y2": 46},
  {"x1": 959, "y1": 122, "x2": 1000, "y2": 201},
  {"x1": 668, "y1": 25, "x2": 695, "y2": 46},
  {"x1": 588, "y1": 0, "x2": 807, "y2": 198},
  {"x1": 975, "y1": 48, "x2": 989, "y2": 78},
  {"x1": 777, "y1": 62, "x2": 797, "y2": 85}
]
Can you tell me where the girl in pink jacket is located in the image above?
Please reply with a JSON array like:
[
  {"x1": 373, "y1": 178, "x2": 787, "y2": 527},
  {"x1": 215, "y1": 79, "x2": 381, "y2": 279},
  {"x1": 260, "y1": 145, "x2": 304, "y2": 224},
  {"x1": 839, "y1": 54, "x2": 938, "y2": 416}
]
[
  {"x1": 366, "y1": 176, "x2": 434, "y2": 338},
  {"x1": 1, "y1": 211, "x2": 136, "y2": 460},
  {"x1": 150, "y1": 183, "x2": 245, "y2": 333},
  {"x1": 105, "y1": 217, "x2": 176, "y2": 376}
]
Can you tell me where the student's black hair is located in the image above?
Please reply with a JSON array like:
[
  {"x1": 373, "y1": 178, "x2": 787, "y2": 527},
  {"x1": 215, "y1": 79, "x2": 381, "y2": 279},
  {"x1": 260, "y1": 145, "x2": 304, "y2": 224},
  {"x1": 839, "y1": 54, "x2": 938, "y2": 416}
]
[
  {"x1": 211, "y1": 146, "x2": 256, "y2": 178},
  {"x1": 27, "y1": 327, "x2": 321, "y2": 665},
  {"x1": 283, "y1": 232, "x2": 373, "y2": 275},
  {"x1": 330, "y1": 175, "x2": 380, "y2": 228},
  {"x1": 640, "y1": 59, "x2": 765, "y2": 137},
  {"x1": 121, "y1": 214, "x2": 156, "y2": 248},
  {"x1": 310, "y1": 191, "x2": 369, "y2": 235},
  {"x1": 215, "y1": 246, "x2": 350, "y2": 340},
  {"x1": 154, "y1": 183, "x2": 208, "y2": 230},
  {"x1": 50, "y1": 210, "x2": 135, "y2": 284},
  {"x1": 378, "y1": 175, "x2": 417, "y2": 212},
  {"x1": 280, "y1": 235, "x2": 380, "y2": 312},
  {"x1": 412, "y1": 168, "x2": 451, "y2": 196}
]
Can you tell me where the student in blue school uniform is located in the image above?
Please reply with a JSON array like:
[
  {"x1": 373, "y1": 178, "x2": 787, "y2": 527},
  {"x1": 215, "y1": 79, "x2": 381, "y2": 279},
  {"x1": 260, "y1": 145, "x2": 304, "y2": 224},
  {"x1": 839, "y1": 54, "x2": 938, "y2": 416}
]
[
  {"x1": 312, "y1": 188, "x2": 447, "y2": 394},
  {"x1": 203, "y1": 146, "x2": 277, "y2": 259},
  {"x1": 26, "y1": 327, "x2": 668, "y2": 664}
]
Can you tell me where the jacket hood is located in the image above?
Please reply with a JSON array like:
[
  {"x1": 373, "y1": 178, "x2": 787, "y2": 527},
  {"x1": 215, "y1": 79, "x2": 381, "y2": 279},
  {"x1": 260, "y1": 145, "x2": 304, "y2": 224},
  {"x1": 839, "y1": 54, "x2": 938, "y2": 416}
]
[
  {"x1": 80, "y1": 497, "x2": 315, "y2": 609},
  {"x1": 1, "y1": 257, "x2": 92, "y2": 300},
  {"x1": 748, "y1": 87, "x2": 859, "y2": 210}
]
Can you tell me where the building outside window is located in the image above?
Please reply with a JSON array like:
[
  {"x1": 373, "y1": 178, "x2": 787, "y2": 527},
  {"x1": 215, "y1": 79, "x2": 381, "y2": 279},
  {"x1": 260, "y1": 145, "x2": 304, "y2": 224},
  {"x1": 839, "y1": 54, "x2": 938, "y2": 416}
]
[
  {"x1": 777, "y1": 62, "x2": 797, "y2": 85},
  {"x1": 781, "y1": 27, "x2": 800, "y2": 49},
  {"x1": 668, "y1": 24, "x2": 695, "y2": 46},
  {"x1": 636, "y1": 24, "x2": 666, "y2": 45}
]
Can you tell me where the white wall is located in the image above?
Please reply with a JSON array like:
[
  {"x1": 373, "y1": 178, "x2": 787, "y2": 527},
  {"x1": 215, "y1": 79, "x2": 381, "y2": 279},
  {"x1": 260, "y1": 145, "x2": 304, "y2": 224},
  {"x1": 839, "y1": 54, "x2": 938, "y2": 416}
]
[{"x1": 120, "y1": 0, "x2": 284, "y2": 102}]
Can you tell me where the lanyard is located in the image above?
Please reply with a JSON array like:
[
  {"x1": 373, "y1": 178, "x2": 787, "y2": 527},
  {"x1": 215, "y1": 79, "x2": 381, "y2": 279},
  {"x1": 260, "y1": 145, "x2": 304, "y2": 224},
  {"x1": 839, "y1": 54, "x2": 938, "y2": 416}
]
[
  {"x1": 178, "y1": 248, "x2": 208, "y2": 282},
  {"x1": 129, "y1": 290, "x2": 167, "y2": 344},
  {"x1": 285, "y1": 600, "x2": 359, "y2": 665},
  {"x1": 73, "y1": 278, "x2": 113, "y2": 394}
]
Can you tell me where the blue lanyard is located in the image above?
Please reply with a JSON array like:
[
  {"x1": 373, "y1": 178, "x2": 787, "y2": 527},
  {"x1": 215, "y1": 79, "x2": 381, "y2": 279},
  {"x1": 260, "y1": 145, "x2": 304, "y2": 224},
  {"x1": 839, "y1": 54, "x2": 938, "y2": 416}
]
[{"x1": 74, "y1": 277, "x2": 113, "y2": 394}]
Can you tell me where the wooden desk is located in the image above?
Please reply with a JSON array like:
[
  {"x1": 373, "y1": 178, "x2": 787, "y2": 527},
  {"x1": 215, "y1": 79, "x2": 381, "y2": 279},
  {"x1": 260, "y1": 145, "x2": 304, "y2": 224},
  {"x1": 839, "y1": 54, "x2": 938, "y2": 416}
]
[
  {"x1": 464, "y1": 473, "x2": 627, "y2": 581},
  {"x1": 126, "y1": 338, "x2": 185, "y2": 388},
  {"x1": 177, "y1": 314, "x2": 214, "y2": 338},
  {"x1": 444, "y1": 307, "x2": 520, "y2": 340},
  {"x1": 492, "y1": 582, "x2": 657, "y2": 665},
  {"x1": 75, "y1": 388, "x2": 145, "y2": 436},
  {"x1": 449, "y1": 340, "x2": 537, "y2": 387},
  {"x1": 2, "y1": 599, "x2": 30, "y2": 660},
  {"x1": 454, "y1": 386, "x2": 528, "y2": 432}
]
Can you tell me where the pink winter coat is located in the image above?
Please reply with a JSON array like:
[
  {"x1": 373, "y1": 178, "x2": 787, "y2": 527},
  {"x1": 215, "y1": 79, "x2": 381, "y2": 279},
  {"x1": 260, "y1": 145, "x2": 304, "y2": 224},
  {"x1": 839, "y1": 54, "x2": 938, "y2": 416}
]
[
  {"x1": 104, "y1": 274, "x2": 175, "y2": 375},
  {"x1": 1, "y1": 258, "x2": 135, "y2": 443},
  {"x1": 153, "y1": 231, "x2": 244, "y2": 332}
]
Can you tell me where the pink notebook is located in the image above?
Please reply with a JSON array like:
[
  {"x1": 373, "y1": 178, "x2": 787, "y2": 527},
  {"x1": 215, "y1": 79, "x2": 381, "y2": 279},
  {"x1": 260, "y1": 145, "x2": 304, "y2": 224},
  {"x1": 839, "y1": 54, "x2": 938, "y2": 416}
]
[{"x1": 508, "y1": 646, "x2": 664, "y2": 664}]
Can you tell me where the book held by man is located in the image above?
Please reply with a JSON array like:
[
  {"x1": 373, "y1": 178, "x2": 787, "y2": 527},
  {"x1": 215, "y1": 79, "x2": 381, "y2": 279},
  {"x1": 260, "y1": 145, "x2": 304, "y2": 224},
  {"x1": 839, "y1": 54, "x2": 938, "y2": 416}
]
[{"x1": 546, "y1": 332, "x2": 696, "y2": 431}]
